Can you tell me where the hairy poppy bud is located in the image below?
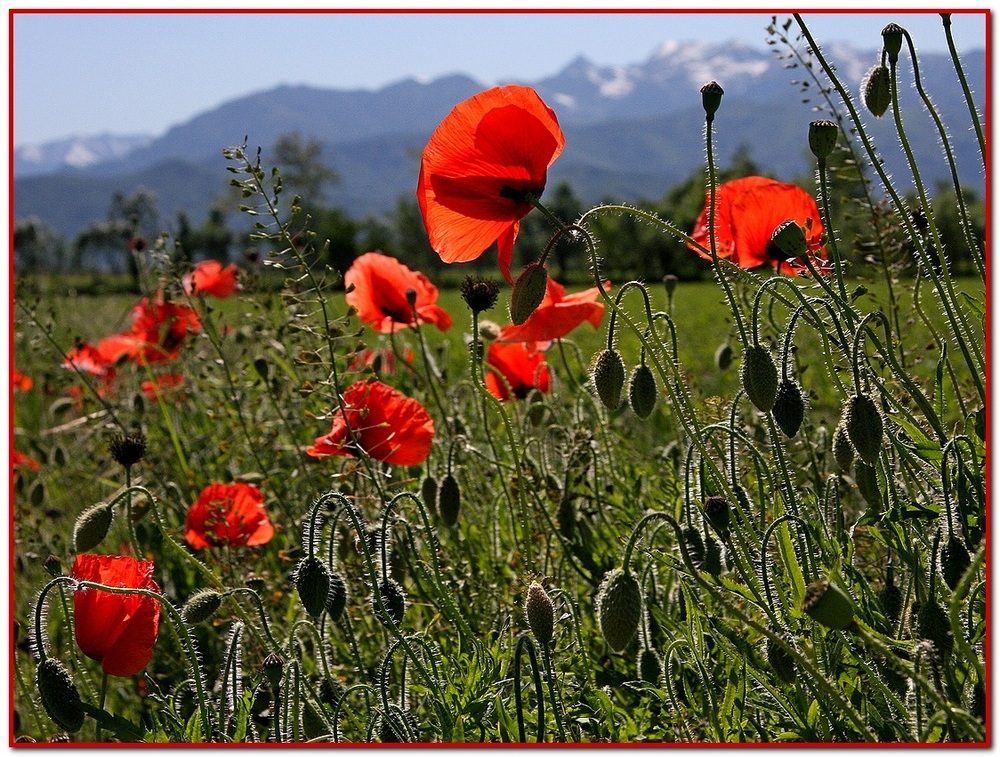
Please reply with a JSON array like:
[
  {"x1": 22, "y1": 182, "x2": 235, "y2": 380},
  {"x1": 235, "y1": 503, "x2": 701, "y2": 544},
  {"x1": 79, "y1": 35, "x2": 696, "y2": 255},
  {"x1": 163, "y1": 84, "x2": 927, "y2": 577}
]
[
  {"x1": 741, "y1": 345, "x2": 778, "y2": 412},
  {"x1": 420, "y1": 475, "x2": 438, "y2": 514},
  {"x1": 772, "y1": 379, "x2": 806, "y2": 438},
  {"x1": 863, "y1": 65, "x2": 892, "y2": 118},
  {"x1": 460, "y1": 276, "x2": 501, "y2": 314},
  {"x1": 914, "y1": 600, "x2": 953, "y2": 659},
  {"x1": 703, "y1": 496, "x2": 731, "y2": 538},
  {"x1": 72, "y1": 502, "x2": 114, "y2": 553},
  {"x1": 252, "y1": 355, "x2": 269, "y2": 381},
  {"x1": 808, "y1": 119, "x2": 838, "y2": 161},
  {"x1": 596, "y1": 568, "x2": 642, "y2": 652},
  {"x1": 715, "y1": 342, "x2": 734, "y2": 371},
  {"x1": 681, "y1": 526, "x2": 705, "y2": 568},
  {"x1": 36, "y1": 659, "x2": 85, "y2": 733},
  {"x1": 802, "y1": 578, "x2": 856, "y2": 631},
  {"x1": 770, "y1": 220, "x2": 808, "y2": 260},
  {"x1": 246, "y1": 573, "x2": 266, "y2": 595},
  {"x1": 700, "y1": 80, "x2": 724, "y2": 118},
  {"x1": 182, "y1": 589, "x2": 224, "y2": 624},
  {"x1": 766, "y1": 637, "x2": 797, "y2": 684},
  {"x1": 437, "y1": 474, "x2": 461, "y2": 527},
  {"x1": 591, "y1": 348, "x2": 626, "y2": 410},
  {"x1": 940, "y1": 535, "x2": 971, "y2": 591},
  {"x1": 638, "y1": 648, "x2": 662, "y2": 684},
  {"x1": 325, "y1": 569, "x2": 348, "y2": 622},
  {"x1": 509, "y1": 263, "x2": 548, "y2": 325},
  {"x1": 703, "y1": 536, "x2": 724, "y2": 577},
  {"x1": 845, "y1": 393, "x2": 883, "y2": 465},
  {"x1": 109, "y1": 431, "x2": 147, "y2": 469},
  {"x1": 43, "y1": 555, "x2": 63, "y2": 578},
  {"x1": 882, "y1": 23, "x2": 904, "y2": 63},
  {"x1": 833, "y1": 421, "x2": 855, "y2": 472},
  {"x1": 855, "y1": 462, "x2": 882, "y2": 509},
  {"x1": 374, "y1": 579, "x2": 406, "y2": 627},
  {"x1": 294, "y1": 556, "x2": 330, "y2": 619},
  {"x1": 878, "y1": 578, "x2": 903, "y2": 625},
  {"x1": 525, "y1": 581, "x2": 554, "y2": 646},
  {"x1": 262, "y1": 653, "x2": 284, "y2": 690},
  {"x1": 628, "y1": 363, "x2": 657, "y2": 419}
]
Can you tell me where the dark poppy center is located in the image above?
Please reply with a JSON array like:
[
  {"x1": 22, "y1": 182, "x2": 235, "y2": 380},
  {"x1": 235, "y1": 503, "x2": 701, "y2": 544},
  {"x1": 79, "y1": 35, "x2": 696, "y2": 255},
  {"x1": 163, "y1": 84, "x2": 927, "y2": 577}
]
[{"x1": 500, "y1": 184, "x2": 545, "y2": 205}]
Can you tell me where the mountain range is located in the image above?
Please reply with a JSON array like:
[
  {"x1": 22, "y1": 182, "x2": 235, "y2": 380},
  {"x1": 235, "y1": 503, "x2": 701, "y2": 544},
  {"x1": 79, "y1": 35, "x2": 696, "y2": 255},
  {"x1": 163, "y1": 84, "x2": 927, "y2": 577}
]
[{"x1": 14, "y1": 39, "x2": 986, "y2": 239}]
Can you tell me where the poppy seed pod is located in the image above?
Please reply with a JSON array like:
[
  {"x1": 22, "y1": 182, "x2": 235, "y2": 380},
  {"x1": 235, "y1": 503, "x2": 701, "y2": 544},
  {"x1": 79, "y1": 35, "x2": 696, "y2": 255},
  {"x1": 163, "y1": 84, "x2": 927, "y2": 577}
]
[
  {"x1": 325, "y1": 569, "x2": 348, "y2": 622},
  {"x1": 770, "y1": 220, "x2": 809, "y2": 260},
  {"x1": 715, "y1": 343, "x2": 734, "y2": 371},
  {"x1": 878, "y1": 580, "x2": 903, "y2": 625},
  {"x1": 294, "y1": 556, "x2": 330, "y2": 619},
  {"x1": 845, "y1": 393, "x2": 883, "y2": 465},
  {"x1": 801, "y1": 578, "x2": 856, "y2": 631},
  {"x1": 374, "y1": 579, "x2": 407, "y2": 627},
  {"x1": 882, "y1": 23, "x2": 904, "y2": 63},
  {"x1": 437, "y1": 474, "x2": 462, "y2": 526},
  {"x1": 662, "y1": 274, "x2": 679, "y2": 298},
  {"x1": 525, "y1": 581, "x2": 554, "y2": 646},
  {"x1": 940, "y1": 535, "x2": 971, "y2": 591},
  {"x1": 628, "y1": 363, "x2": 658, "y2": 419},
  {"x1": 855, "y1": 462, "x2": 882, "y2": 509},
  {"x1": 262, "y1": 653, "x2": 284, "y2": 690},
  {"x1": 596, "y1": 568, "x2": 643, "y2": 652},
  {"x1": 833, "y1": 421, "x2": 855, "y2": 472},
  {"x1": 863, "y1": 65, "x2": 892, "y2": 118},
  {"x1": 43, "y1": 554, "x2": 63, "y2": 578},
  {"x1": 182, "y1": 589, "x2": 224, "y2": 624},
  {"x1": 766, "y1": 637, "x2": 797, "y2": 684},
  {"x1": 808, "y1": 119, "x2": 838, "y2": 161},
  {"x1": 460, "y1": 275, "x2": 501, "y2": 314},
  {"x1": 591, "y1": 348, "x2": 626, "y2": 410},
  {"x1": 700, "y1": 80, "x2": 724, "y2": 118},
  {"x1": 36, "y1": 659, "x2": 85, "y2": 732},
  {"x1": 681, "y1": 526, "x2": 706, "y2": 568},
  {"x1": 703, "y1": 496, "x2": 731, "y2": 537},
  {"x1": 703, "y1": 536, "x2": 724, "y2": 577},
  {"x1": 109, "y1": 431, "x2": 147, "y2": 468},
  {"x1": 72, "y1": 502, "x2": 114, "y2": 553},
  {"x1": 741, "y1": 345, "x2": 779, "y2": 413},
  {"x1": 638, "y1": 648, "x2": 662, "y2": 684},
  {"x1": 772, "y1": 379, "x2": 806, "y2": 438},
  {"x1": 509, "y1": 263, "x2": 549, "y2": 325}
]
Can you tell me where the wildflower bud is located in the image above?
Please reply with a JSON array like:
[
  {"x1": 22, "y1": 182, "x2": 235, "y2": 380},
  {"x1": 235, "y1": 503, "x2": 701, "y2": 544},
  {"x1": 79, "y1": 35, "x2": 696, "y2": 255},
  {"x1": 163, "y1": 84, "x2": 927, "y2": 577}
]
[
  {"x1": 801, "y1": 577, "x2": 856, "y2": 631},
  {"x1": 855, "y1": 462, "x2": 881, "y2": 508},
  {"x1": 662, "y1": 274, "x2": 679, "y2": 298},
  {"x1": 808, "y1": 119, "x2": 839, "y2": 161},
  {"x1": 940, "y1": 535, "x2": 971, "y2": 591},
  {"x1": 43, "y1": 555, "x2": 63, "y2": 578},
  {"x1": 460, "y1": 276, "x2": 501, "y2": 314},
  {"x1": 703, "y1": 496, "x2": 731, "y2": 537},
  {"x1": 374, "y1": 579, "x2": 406, "y2": 627},
  {"x1": 72, "y1": 502, "x2": 114, "y2": 553},
  {"x1": 245, "y1": 573, "x2": 266, "y2": 595},
  {"x1": 770, "y1": 221, "x2": 808, "y2": 260},
  {"x1": 596, "y1": 568, "x2": 643, "y2": 652},
  {"x1": 766, "y1": 637, "x2": 797, "y2": 684},
  {"x1": 437, "y1": 473, "x2": 462, "y2": 526},
  {"x1": 703, "y1": 536, "x2": 724, "y2": 577},
  {"x1": 715, "y1": 342, "x2": 734, "y2": 371},
  {"x1": 405, "y1": 288, "x2": 417, "y2": 307},
  {"x1": 420, "y1": 475, "x2": 438, "y2": 514},
  {"x1": 911, "y1": 207, "x2": 929, "y2": 232},
  {"x1": 845, "y1": 393, "x2": 883, "y2": 465},
  {"x1": 525, "y1": 581, "x2": 554, "y2": 646},
  {"x1": 772, "y1": 380, "x2": 806, "y2": 438},
  {"x1": 628, "y1": 363, "x2": 657, "y2": 419},
  {"x1": 833, "y1": 421, "x2": 855, "y2": 472},
  {"x1": 700, "y1": 81, "x2": 724, "y2": 118},
  {"x1": 36, "y1": 659, "x2": 85, "y2": 732},
  {"x1": 881, "y1": 23, "x2": 904, "y2": 63},
  {"x1": 325, "y1": 569, "x2": 348, "y2": 622},
  {"x1": 591, "y1": 348, "x2": 626, "y2": 410},
  {"x1": 509, "y1": 263, "x2": 548, "y2": 325},
  {"x1": 262, "y1": 653, "x2": 284, "y2": 690},
  {"x1": 681, "y1": 526, "x2": 705, "y2": 568},
  {"x1": 863, "y1": 65, "x2": 892, "y2": 118},
  {"x1": 638, "y1": 648, "x2": 662, "y2": 684},
  {"x1": 182, "y1": 589, "x2": 224, "y2": 624},
  {"x1": 914, "y1": 600, "x2": 953, "y2": 659},
  {"x1": 478, "y1": 319, "x2": 501, "y2": 341},
  {"x1": 741, "y1": 345, "x2": 779, "y2": 413},
  {"x1": 294, "y1": 556, "x2": 330, "y2": 619},
  {"x1": 109, "y1": 431, "x2": 146, "y2": 468},
  {"x1": 878, "y1": 578, "x2": 903, "y2": 625}
]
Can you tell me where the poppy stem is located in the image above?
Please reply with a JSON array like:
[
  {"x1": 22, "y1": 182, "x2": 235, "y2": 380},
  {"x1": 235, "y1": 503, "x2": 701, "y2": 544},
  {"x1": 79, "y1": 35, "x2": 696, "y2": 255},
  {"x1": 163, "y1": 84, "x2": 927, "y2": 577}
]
[
  {"x1": 95, "y1": 672, "x2": 108, "y2": 743},
  {"x1": 123, "y1": 468, "x2": 141, "y2": 560}
]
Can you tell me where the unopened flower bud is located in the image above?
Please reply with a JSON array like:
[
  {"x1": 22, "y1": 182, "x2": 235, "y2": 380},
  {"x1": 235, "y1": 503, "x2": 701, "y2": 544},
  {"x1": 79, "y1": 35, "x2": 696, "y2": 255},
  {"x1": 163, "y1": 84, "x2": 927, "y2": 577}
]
[
  {"x1": 741, "y1": 345, "x2": 779, "y2": 413},
  {"x1": 802, "y1": 578, "x2": 856, "y2": 631},
  {"x1": 374, "y1": 579, "x2": 406, "y2": 627},
  {"x1": 509, "y1": 263, "x2": 548, "y2": 325},
  {"x1": 703, "y1": 496, "x2": 731, "y2": 537},
  {"x1": 36, "y1": 659, "x2": 85, "y2": 732},
  {"x1": 182, "y1": 589, "x2": 224, "y2": 624},
  {"x1": 808, "y1": 119, "x2": 838, "y2": 161},
  {"x1": 766, "y1": 636, "x2": 797, "y2": 684},
  {"x1": 882, "y1": 23, "x2": 904, "y2": 63},
  {"x1": 294, "y1": 556, "x2": 330, "y2": 619},
  {"x1": 845, "y1": 393, "x2": 883, "y2": 465},
  {"x1": 628, "y1": 363, "x2": 657, "y2": 419},
  {"x1": 638, "y1": 648, "x2": 662, "y2": 684},
  {"x1": 770, "y1": 220, "x2": 808, "y2": 260},
  {"x1": 109, "y1": 431, "x2": 146, "y2": 468},
  {"x1": 245, "y1": 573, "x2": 266, "y2": 595},
  {"x1": 591, "y1": 348, "x2": 626, "y2": 410},
  {"x1": 72, "y1": 502, "x2": 114, "y2": 553},
  {"x1": 715, "y1": 342, "x2": 734, "y2": 371},
  {"x1": 325, "y1": 569, "x2": 348, "y2": 622},
  {"x1": 662, "y1": 274, "x2": 679, "y2": 298},
  {"x1": 43, "y1": 555, "x2": 63, "y2": 578},
  {"x1": 405, "y1": 288, "x2": 417, "y2": 307},
  {"x1": 863, "y1": 65, "x2": 892, "y2": 118},
  {"x1": 914, "y1": 600, "x2": 953, "y2": 659},
  {"x1": 262, "y1": 653, "x2": 284, "y2": 690},
  {"x1": 437, "y1": 474, "x2": 461, "y2": 527},
  {"x1": 596, "y1": 568, "x2": 642, "y2": 652},
  {"x1": 772, "y1": 379, "x2": 806, "y2": 438},
  {"x1": 940, "y1": 535, "x2": 971, "y2": 591},
  {"x1": 524, "y1": 581, "x2": 554, "y2": 646},
  {"x1": 833, "y1": 421, "x2": 855, "y2": 472},
  {"x1": 700, "y1": 81, "x2": 724, "y2": 118}
]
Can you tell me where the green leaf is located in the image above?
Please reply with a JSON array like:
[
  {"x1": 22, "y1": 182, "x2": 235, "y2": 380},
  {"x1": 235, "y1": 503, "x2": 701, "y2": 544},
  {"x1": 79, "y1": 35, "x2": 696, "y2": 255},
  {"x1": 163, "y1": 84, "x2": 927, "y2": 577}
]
[
  {"x1": 184, "y1": 709, "x2": 203, "y2": 744},
  {"x1": 893, "y1": 417, "x2": 943, "y2": 463},
  {"x1": 80, "y1": 703, "x2": 147, "y2": 743}
]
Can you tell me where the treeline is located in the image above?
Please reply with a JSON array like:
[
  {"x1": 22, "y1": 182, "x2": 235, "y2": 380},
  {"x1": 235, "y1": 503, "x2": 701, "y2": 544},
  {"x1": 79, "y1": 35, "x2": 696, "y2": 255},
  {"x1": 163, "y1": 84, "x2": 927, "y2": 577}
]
[{"x1": 13, "y1": 134, "x2": 984, "y2": 292}]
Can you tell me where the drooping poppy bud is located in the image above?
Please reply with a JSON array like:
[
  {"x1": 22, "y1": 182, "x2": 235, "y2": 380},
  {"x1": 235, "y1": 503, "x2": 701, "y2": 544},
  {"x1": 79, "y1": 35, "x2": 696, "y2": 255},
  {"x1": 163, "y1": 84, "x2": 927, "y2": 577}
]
[
  {"x1": 72, "y1": 503, "x2": 114, "y2": 553},
  {"x1": 845, "y1": 393, "x2": 883, "y2": 465},
  {"x1": 591, "y1": 349, "x2": 626, "y2": 410},
  {"x1": 681, "y1": 526, "x2": 705, "y2": 569},
  {"x1": 524, "y1": 581, "x2": 554, "y2": 647},
  {"x1": 596, "y1": 568, "x2": 642, "y2": 652},
  {"x1": 855, "y1": 462, "x2": 882, "y2": 509},
  {"x1": 182, "y1": 589, "x2": 224, "y2": 624},
  {"x1": 914, "y1": 600, "x2": 953, "y2": 659},
  {"x1": 801, "y1": 578, "x2": 856, "y2": 631},
  {"x1": 741, "y1": 345, "x2": 778, "y2": 413},
  {"x1": 703, "y1": 496, "x2": 731, "y2": 538},
  {"x1": 715, "y1": 342, "x2": 734, "y2": 371},
  {"x1": 36, "y1": 659, "x2": 86, "y2": 733},
  {"x1": 294, "y1": 556, "x2": 330, "y2": 619},
  {"x1": 767, "y1": 637, "x2": 797, "y2": 684},
  {"x1": 863, "y1": 65, "x2": 892, "y2": 118},
  {"x1": 940, "y1": 535, "x2": 971, "y2": 591},
  {"x1": 628, "y1": 363, "x2": 657, "y2": 419},
  {"x1": 878, "y1": 576, "x2": 903, "y2": 625},
  {"x1": 509, "y1": 263, "x2": 549, "y2": 325},
  {"x1": 262, "y1": 653, "x2": 284, "y2": 690},
  {"x1": 772, "y1": 380, "x2": 806, "y2": 438},
  {"x1": 437, "y1": 474, "x2": 461, "y2": 527},
  {"x1": 325, "y1": 569, "x2": 348, "y2": 622},
  {"x1": 374, "y1": 579, "x2": 407, "y2": 628},
  {"x1": 833, "y1": 421, "x2": 855, "y2": 472},
  {"x1": 638, "y1": 648, "x2": 662, "y2": 684}
]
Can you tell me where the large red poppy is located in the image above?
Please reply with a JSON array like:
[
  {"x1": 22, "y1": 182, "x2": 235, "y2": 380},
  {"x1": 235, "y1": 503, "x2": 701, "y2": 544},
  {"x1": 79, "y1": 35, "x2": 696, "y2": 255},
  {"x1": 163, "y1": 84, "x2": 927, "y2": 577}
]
[
  {"x1": 689, "y1": 176, "x2": 827, "y2": 275},
  {"x1": 484, "y1": 342, "x2": 552, "y2": 401},
  {"x1": 417, "y1": 86, "x2": 565, "y2": 284},
  {"x1": 306, "y1": 380, "x2": 434, "y2": 466},
  {"x1": 184, "y1": 260, "x2": 238, "y2": 299},
  {"x1": 184, "y1": 482, "x2": 274, "y2": 550},
  {"x1": 344, "y1": 252, "x2": 453, "y2": 333},
  {"x1": 127, "y1": 294, "x2": 202, "y2": 363},
  {"x1": 498, "y1": 277, "x2": 610, "y2": 344},
  {"x1": 71, "y1": 554, "x2": 161, "y2": 677},
  {"x1": 62, "y1": 343, "x2": 116, "y2": 378}
]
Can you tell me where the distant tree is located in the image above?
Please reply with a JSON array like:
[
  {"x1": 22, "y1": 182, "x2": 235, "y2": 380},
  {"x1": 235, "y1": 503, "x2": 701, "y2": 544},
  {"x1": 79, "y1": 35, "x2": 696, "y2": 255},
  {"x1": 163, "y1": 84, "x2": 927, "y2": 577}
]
[
  {"x1": 311, "y1": 207, "x2": 358, "y2": 276},
  {"x1": 13, "y1": 217, "x2": 65, "y2": 273},
  {"x1": 272, "y1": 132, "x2": 340, "y2": 208},
  {"x1": 389, "y1": 197, "x2": 437, "y2": 274},
  {"x1": 356, "y1": 215, "x2": 396, "y2": 258},
  {"x1": 515, "y1": 181, "x2": 584, "y2": 278}
]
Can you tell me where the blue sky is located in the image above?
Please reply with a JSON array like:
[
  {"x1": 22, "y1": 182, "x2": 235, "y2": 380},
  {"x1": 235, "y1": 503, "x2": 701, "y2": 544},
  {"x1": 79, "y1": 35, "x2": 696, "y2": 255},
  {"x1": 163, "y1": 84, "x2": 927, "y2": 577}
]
[{"x1": 11, "y1": 8, "x2": 988, "y2": 146}]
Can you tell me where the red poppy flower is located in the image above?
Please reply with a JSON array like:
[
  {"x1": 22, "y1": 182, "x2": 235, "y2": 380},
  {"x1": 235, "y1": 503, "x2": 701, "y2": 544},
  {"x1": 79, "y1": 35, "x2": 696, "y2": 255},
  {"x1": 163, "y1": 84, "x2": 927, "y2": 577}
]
[
  {"x1": 306, "y1": 380, "x2": 434, "y2": 466},
  {"x1": 12, "y1": 368, "x2": 33, "y2": 392},
  {"x1": 184, "y1": 260, "x2": 238, "y2": 299},
  {"x1": 127, "y1": 294, "x2": 202, "y2": 363},
  {"x1": 498, "y1": 277, "x2": 610, "y2": 344},
  {"x1": 417, "y1": 85, "x2": 565, "y2": 284},
  {"x1": 141, "y1": 373, "x2": 185, "y2": 401},
  {"x1": 344, "y1": 252, "x2": 453, "y2": 333},
  {"x1": 184, "y1": 482, "x2": 274, "y2": 550},
  {"x1": 63, "y1": 343, "x2": 116, "y2": 378},
  {"x1": 70, "y1": 554, "x2": 161, "y2": 677},
  {"x1": 12, "y1": 449, "x2": 42, "y2": 473},
  {"x1": 484, "y1": 342, "x2": 551, "y2": 401},
  {"x1": 689, "y1": 176, "x2": 827, "y2": 275}
]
